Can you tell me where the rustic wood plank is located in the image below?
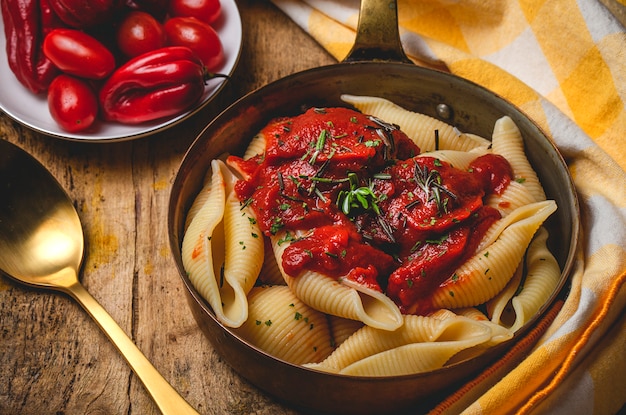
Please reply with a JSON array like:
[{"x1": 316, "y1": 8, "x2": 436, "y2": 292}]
[{"x1": 0, "y1": 1, "x2": 335, "y2": 414}]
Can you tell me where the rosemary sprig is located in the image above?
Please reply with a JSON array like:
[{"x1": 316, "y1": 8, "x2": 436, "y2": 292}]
[
  {"x1": 366, "y1": 116, "x2": 398, "y2": 159},
  {"x1": 309, "y1": 129, "x2": 327, "y2": 164},
  {"x1": 413, "y1": 161, "x2": 457, "y2": 215},
  {"x1": 377, "y1": 215, "x2": 396, "y2": 243}
]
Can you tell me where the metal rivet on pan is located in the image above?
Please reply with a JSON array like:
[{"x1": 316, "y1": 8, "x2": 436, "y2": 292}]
[{"x1": 436, "y1": 103, "x2": 452, "y2": 120}]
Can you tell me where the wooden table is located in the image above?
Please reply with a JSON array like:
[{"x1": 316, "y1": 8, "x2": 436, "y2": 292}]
[{"x1": 0, "y1": 2, "x2": 335, "y2": 413}]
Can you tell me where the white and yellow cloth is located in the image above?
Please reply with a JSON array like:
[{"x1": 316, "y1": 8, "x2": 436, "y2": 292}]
[{"x1": 270, "y1": 1, "x2": 626, "y2": 414}]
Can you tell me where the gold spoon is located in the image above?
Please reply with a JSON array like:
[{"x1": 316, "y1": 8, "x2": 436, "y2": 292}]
[{"x1": 0, "y1": 139, "x2": 199, "y2": 415}]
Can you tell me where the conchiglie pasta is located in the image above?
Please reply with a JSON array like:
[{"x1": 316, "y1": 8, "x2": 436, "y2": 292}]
[
  {"x1": 244, "y1": 132, "x2": 266, "y2": 159},
  {"x1": 455, "y1": 307, "x2": 489, "y2": 321},
  {"x1": 429, "y1": 308, "x2": 512, "y2": 342},
  {"x1": 428, "y1": 308, "x2": 459, "y2": 320},
  {"x1": 272, "y1": 233, "x2": 403, "y2": 331},
  {"x1": 235, "y1": 285, "x2": 334, "y2": 365},
  {"x1": 489, "y1": 227, "x2": 561, "y2": 331},
  {"x1": 478, "y1": 195, "x2": 554, "y2": 253},
  {"x1": 307, "y1": 315, "x2": 499, "y2": 376},
  {"x1": 257, "y1": 238, "x2": 287, "y2": 286},
  {"x1": 491, "y1": 116, "x2": 546, "y2": 202},
  {"x1": 417, "y1": 149, "x2": 489, "y2": 170},
  {"x1": 485, "y1": 180, "x2": 538, "y2": 216},
  {"x1": 431, "y1": 200, "x2": 557, "y2": 310},
  {"x1": 182, "y1": 160, "x2": 229, "y2": 320},
  {"x1": 486, "y1": 264, "x2": 524, "y2": 327},
  {"x1": 222, "y1": 188, "x2": 264, "y2": 315},
  {"x1": 510, "y1": 227, "x2": 560, "y2": 331},
  {"x1": 340, "y1": 94, "x2": 491, "y2": 152},
  {"x1": 427, "y1": 309, "x2": 513, "y2": 365},
  {"x1": 185, "y1": 167, "x2": 220, "y2": 230},
  {"x1": 327, "y1": 315, "x2": 364, "y2": 347},
  {"x1": 182, "y1": 159, "x2": 264, "y2": 328}
]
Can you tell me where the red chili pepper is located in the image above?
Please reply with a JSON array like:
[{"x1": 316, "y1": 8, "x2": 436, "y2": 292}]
[
  {"x1": 1, "y1": 0, "x2": 63, "y2": 94},
  {"x1": 48, "y1": 0, "x2": 122, "y2": 29},
  {"x1": 43, "y1": 28, "x2": 116, "y2": 80},
  {"x1": 99, "y1": 46, "x2": 224, "y2": 124}
]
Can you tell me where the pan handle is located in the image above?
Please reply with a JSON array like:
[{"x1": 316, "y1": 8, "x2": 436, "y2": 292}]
[{"x1": 344, "y1": 0, "x2": 412, "y2": 64}]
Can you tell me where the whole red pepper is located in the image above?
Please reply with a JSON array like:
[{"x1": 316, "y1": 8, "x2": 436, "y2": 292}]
[
  {"x1": 48, "y1": 0, "x2": 122, "y2": 28},
  {"x1": 1, "y1": 0, "x2": 63, "y2": 94},
  {"x1": 99, "y1": 46, "x2": 223, "y2": 124}
]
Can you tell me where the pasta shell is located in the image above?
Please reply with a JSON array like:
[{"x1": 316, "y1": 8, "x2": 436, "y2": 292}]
[
  {"x1": 417, "y1": 148, "x2": 489, "y2": 170},
  {"x1": 235, "y1": 286, "x2": 334, "y2": 365},
  {"x1": 257, "y1": 238, "x2": 287, "y2": 286},
  {"x1": 222, "y1": 186, "x2": 264, "y2": 324},
  {"x1": 340, "y1": 94, "x2": 491, "y2": 152},
  {"x1": 432, "y1": 200, "x2": 557, "y2": 310},
  {"x1": 182, "y1": 160, "x2": 263, "y2": 328},
  {"x1": 486, "y1": 263, "x2": 524, "y2": 327},
  {"x1": 244, "y1": 132, "x2": 267, "y2": 160},
  {"x1": 271, "y1": 233, "x2": 403, "y2": 331},
  {"x1": 485, "y1": 180, "x2": 538, "y2": 216},
  {"x1": 308, "y1": 315, "x2": 493, "y2": 376},
  {"x1": 510, "y1": 227, "x2": 561, "y2": 331},
  {"x1": 327, "y1": 315, "x2": 364, "y2": 347},
  {"x1": 491, "y1": 116, "x2": 546, "y2": 202}
]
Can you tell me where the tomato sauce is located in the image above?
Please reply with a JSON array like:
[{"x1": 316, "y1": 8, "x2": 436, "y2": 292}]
[{"x1": 230, "y1": 107, "x2": 512, "y2": 315}]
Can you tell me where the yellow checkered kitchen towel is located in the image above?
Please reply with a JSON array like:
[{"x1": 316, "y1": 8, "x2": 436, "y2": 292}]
[{"x1": 270, "y1": 1, "x2": 626, "y2": 414}]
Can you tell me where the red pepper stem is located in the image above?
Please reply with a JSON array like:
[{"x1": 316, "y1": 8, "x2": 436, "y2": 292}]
[{"x1": 203, "y1": 70, "x2": 229, "y2": 84}]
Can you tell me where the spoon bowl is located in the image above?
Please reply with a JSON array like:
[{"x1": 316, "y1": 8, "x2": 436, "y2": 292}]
[
  {"x1": 0, "y1": 153, "x2": 83, "y2": 287},
  {"x1": 0, "y1": 139, "x2": 198, "y2": 415}
]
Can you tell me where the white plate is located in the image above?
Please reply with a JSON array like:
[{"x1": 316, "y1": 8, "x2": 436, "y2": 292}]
[{"x1": 0, "y1": 0, "x2": 242, "y2": 142}]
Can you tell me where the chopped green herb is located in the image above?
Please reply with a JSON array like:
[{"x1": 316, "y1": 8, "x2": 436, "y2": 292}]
[
  {"x1": 276, "y1": 231, "x2": 294, "y2": 246},
  {"x1": 336, "y1": 172, "x2": 381, "y2": 216},
  {"x1": 240, "y1": 197, "x2": 253, "y2": 210},
  {"x1": 410, "y1": 240, "x2": 422, "y2": 253},
  {"x1": 270, "y1": 217, "x2": 284, "y2": 235}
]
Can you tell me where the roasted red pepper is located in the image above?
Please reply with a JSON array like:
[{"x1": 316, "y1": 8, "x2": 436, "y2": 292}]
[
  {"x1": 1, "y1": 0, "x2": 63, "y2": 94},
  {"x1": 99, "y1": 46, "x2": 220, "y2": 124}
]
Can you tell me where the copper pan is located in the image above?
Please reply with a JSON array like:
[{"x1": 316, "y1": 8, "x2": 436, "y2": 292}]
[{"x1": 168, "y1": 1, "x2": 579, "y2": 414}]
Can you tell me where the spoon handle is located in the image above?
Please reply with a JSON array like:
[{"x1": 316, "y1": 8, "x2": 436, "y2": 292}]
[{"x1": 66, "y1": 281, "x2": 200, "y2": 415}]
